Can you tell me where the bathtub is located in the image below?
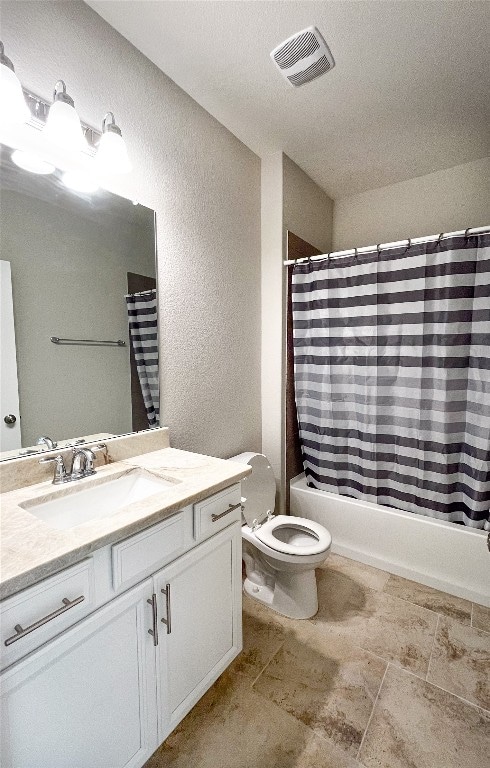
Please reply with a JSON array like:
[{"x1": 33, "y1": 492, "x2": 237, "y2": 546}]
[{"x1": 290, "y1": 474, "x2": 490, "y2": 607}]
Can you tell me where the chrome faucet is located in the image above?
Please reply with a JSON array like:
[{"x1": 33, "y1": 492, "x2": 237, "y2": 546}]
[
  {"x1": 70, "y1": 448, "x2": 97, "y2": 480},
  {"x1": 39, "y1": 444, "x2": 107, "y2": 485},
  {"x1": 36, "y1": 435, "x2": 58, "y2": 450}
]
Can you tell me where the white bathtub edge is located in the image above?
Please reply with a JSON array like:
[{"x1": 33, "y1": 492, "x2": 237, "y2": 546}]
[{"x1": 290, "y1": 474, "x2": 490, "y2": 608}]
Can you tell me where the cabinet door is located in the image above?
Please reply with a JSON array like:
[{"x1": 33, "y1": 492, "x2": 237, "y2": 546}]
[
  {"x1": 1, "y1": 580, "x2": 157, "y2": 768},
  {"x1": 155, "y1": 523, "x2": 242, "y2": 740}
]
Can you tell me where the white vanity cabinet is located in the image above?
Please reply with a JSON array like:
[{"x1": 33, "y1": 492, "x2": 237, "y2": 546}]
[
  {"x1": 154, "y1": 525, "x2": 242, "y2": 741},
  {"x1": 1, "y1": 580, "x2": 157, "y2": 768},
  {"x1": 0, "y1": 484, "x2": 243, "y2": 768}
]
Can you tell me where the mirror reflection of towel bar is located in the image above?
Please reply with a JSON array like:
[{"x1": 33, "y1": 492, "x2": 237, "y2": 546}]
[{"x1": 50, "y1": 336, "x2": 126, "y2": 347}]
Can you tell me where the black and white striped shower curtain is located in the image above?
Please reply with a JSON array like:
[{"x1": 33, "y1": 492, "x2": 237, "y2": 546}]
[
  {"x1": 292, "y1": 233, "x2": 490, "y2": 529},
  {"x1": 126, "y1": 289, "x2": 159, "y2": 427}
]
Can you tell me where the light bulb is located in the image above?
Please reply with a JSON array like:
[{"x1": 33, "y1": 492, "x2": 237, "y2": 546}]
[
  {"x1": 0, "y1": 42, "x2": 29, "y2": 126},
  {"x1": 95, "y1": 112, "x2": 131, "y2": 174},
  {"x1": 62, "y1": 171, "x2": 99, "y2": 194},
  {"x1": 43, "y1": 80, "x2": 86, "y2": 152},
  {"x1": 11, "y1": 150, "x2": 55, "y2": 175}
]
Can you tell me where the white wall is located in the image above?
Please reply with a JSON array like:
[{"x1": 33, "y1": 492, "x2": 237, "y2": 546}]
[
  {"x1": 261, "y1": 152, "x2": 333, "y2": 511},
  {"x1": 261, "y1": 153, "x2": 283, "y2": 496},
  {"x1": 333, "y1": 157, "x2": 490, "y2": 250},
  {"x1": 283, "y1": 155, "x2": 334, "y2": 254},
  {"x1": 1, "y1": 0, "x2": 261, "y2": 458}
]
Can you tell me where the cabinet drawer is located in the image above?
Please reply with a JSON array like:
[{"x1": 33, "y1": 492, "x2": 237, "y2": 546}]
[
  {"x1": 193, "y1": 484, "x2": 242, "y2": 541},
  {"x1": 0, "y1": 559, "x2": 95, "y2": 670},
  {"x1": 112, "y1": 511, "x2": 185, "y2": 591}
]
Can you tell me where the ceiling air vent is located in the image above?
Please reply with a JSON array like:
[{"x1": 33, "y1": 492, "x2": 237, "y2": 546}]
[{"x1": 270, "y1": 26, "x2": 335, "y2": 87}]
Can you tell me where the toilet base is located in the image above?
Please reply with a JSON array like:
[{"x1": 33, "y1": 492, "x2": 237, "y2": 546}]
[{"x1": 243, "y1": 568, "x2": 318, "y2": 620}]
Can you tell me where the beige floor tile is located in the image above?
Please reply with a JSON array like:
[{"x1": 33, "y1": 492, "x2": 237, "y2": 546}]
[
  {"x1": 321, "y1": 553, "x2": 391, "y2": 592},
  {"x1": 383, "y1": 573, "x2": 472, "y2": 624},
  {"x1": 314, "y1": 569, "x2": 438, "y2": 676},
  {"x1": 427, "y1": 617, "x2": 490, "y2": 710},
  {"x1": 145, "y1": 669, "x2": 364, "y2": 768},
  {"x1": 358, "y1": 665, "x2": 490, "y2": 768},
  {"x1": 252, "y1": 631, "x2": 386, "y2": 757},
  {"x1": 473, "y1": 603, "x2": 490, "y2": 633},
  {"x1": 227, "y1": 601, "x2": 286, "y2": 680}
]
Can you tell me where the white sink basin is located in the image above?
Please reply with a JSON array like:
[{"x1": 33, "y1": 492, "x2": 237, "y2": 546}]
[{"x1": 24, "y1": 470, "x2": 178, "y2": 530}]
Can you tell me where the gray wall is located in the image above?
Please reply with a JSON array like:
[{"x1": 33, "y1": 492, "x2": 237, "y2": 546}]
[
  {"x1": 1, "y1": 187, "x2": 155, "y2": 447},
  {"x1": 1, "y1": 0, "x2": 262, "y2": 458},
  {"x1": 283, "y1": 155, "x2": 334, "y2": 254},
  {"x1": 333, "y1": 157, "x2": 490, "y2": 250}
]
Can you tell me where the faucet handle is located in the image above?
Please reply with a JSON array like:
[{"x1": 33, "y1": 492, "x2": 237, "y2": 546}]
[
  {"x1": 90, "y1": 443, "x2": 108, "y2": 464},
  {"x1": 39, "y1": 454, "x2": 68, "y2": 485},
  {"x1": 90, "y1": 443, "x2": 107, "y2": 454}
]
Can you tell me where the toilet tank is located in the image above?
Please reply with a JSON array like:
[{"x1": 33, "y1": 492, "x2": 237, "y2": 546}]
[{"x1": 228, "y1": 453, "x2": 277, "y2": 527}]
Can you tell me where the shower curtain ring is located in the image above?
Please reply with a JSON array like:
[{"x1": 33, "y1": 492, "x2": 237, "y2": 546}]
[
  {"x1": 436, "y1": 232, "x2": 444, "y2": 248},
  {"x1": 464, "y1": 227, "x2": 471, "y2": 241},
  {"x1": 405, "y1": 237, "x2": 412, "y2": 252},
  {"x1": 376, "y1": 244, "x2": 381, "y2": 258},
  {"x1": 353, "y1": 247, "x2": 358, "y2": 259}
]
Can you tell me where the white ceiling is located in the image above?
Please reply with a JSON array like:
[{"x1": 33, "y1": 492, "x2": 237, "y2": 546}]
[{"x1": 87, "y1": 0, "x2": 490, "y2": 199}]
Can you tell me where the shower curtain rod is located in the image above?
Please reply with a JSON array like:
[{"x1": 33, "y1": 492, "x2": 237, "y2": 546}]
[{"x1": 283, "y1": 224, "x2": 490, "y2": 266}]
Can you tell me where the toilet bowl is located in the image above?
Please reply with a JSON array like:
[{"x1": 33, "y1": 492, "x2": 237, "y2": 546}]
[{"x1": 229, "y1": 452, "x2": 332, "y2": 619}]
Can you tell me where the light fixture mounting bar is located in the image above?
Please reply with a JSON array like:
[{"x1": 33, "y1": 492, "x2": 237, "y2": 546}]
[{"x1": 22, "y1": 88, "x2": 101, "y2": 154}]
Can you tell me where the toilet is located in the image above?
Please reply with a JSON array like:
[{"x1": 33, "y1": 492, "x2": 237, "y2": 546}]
[{"x1": 229, "y1": 452, "x2": 332, "y2": 619}]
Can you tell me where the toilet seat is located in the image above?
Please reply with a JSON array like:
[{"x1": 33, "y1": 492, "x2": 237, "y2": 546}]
[{"x1": 254, "y1": 515, "x2": 331, "y2": 556}]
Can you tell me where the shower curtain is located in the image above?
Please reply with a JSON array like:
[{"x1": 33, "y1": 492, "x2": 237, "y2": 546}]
[
  {"x1": 292, "y1": 232, "x2": 489, "y2": 529},
  {"x1": 126, "y1": 289, "x2": 159, "y2": 427}
]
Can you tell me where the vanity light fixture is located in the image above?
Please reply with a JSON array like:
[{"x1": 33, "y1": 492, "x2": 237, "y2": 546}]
[
  {"x1": 0, "y1": 41, "x2": 29, "y2": 126},
  {"x1": 95, "y1": 112, "x2": 132, "y2": 174},
  {"x1": 11, "y1": 149, "x2": 55, "y2": 175},
  {"x1": 0, "y1": 47, "x2": 132, "y2": 182},
  {"x1": 61, "y1": 170, "x2": 99, "y2": 194},
  {"x1": 43, "y1": 80, "x2": 87, "y2": 152}
]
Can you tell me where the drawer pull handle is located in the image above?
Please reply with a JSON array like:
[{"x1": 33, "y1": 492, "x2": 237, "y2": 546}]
[
  {"x1": 4, "y1": 595, "x2": 85, "y2": 646},
  {"x1": 161, "y1": 583, "x2": 171, "y2": 634},
  {"x1": 211, "y1": 501, "x2": 242, "y2": 522},
  {"x1": 147, "y1": 593, "x2": 158, "y2": 646}
]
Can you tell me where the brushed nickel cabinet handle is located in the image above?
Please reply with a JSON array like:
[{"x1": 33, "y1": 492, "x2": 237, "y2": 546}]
[
  {"x1": 161, "y1": 584, "x2": 171, "y2": 634},
  {"x1": 4, "y1": 595, "x2": 85, "y2": 646},
  {"x1": 147, "y1": 593, "x2": 158, "y2": 646},
  {"x1": 211, "y1": 501, "x2": 242, "y2": 522}
]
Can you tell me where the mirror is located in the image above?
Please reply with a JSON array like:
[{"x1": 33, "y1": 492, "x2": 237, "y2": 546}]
[{"x1": 0, "y1": 146, "x2": 158, "y2": 460}]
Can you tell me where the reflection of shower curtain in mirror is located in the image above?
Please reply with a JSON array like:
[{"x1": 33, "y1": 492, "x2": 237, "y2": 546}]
[{"x1": 126, "y1": 289, "x2": 159, "y2": 426}]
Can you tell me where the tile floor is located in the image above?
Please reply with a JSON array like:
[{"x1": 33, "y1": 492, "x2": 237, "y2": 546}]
[{"x1": 145, "y1": 554, "x2": 490, "y2": 768}]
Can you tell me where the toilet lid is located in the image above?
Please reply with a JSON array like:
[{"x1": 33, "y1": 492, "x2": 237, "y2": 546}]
[
  {"x1": 255, "y1": 515, "x2": 331, "y2": 556},
  {"x1": 240, "y1": 454, "x2": 277, "y2": 527}
]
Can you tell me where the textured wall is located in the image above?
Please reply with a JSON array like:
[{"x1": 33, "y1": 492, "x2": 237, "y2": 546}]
[
  {"x1": 333, "y1": 157, "x2": 490, "y2": 250},
  {"x1": 261, "y1": 152, "x2": 333, "y2": 511},
  {"x1": 1, "y1": 1, "x2": 261, "y2": 458},
  {"x1": 283, "y1": 155, "x2": 334, "y2": 254},
  {"x1": 261, "y1": 153, "x2": 284, "y2": 499}
]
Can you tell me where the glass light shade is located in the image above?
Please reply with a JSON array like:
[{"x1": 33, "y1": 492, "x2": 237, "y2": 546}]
[
  {"x1": 44, "y1": 99, "x2": 87, "y2": 151},
  {"x1": 0, "y1": 63, "x2": 29, "y2": 125},
  {"x1": 95, "y1": 130, "x2": 132, "y2": 174},
  {"x1": 11, "y1": 150, "x2": 55, "y2": 175},
  {"x1": 62, "y1": 171, "x2": 99, "y2": 194}
]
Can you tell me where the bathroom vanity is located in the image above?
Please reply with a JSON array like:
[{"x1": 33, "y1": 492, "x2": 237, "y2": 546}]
[{"x1": 0, "y1": 440, "x2": 250, "y2": 768}]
